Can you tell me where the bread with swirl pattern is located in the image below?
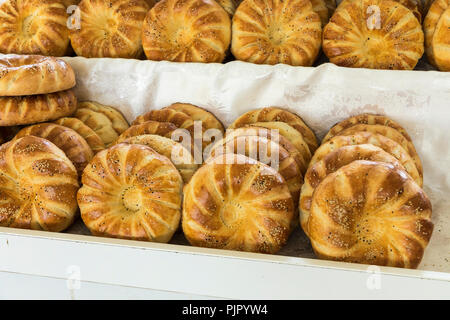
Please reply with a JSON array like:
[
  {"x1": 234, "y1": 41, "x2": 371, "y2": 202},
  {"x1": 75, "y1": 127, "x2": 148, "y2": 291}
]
[
  {"x1": 307, "y1": 160, "x2": 432, "y2": 268},
  {"x1": 183, "y1": 153, "x2": 294, "y2": 253},
  {"x1": 231, "y1": 0, "x2": 322, "y2": 66},
  {"x1": 78, "y1": 143, "x2": 183, "y2": 242},
  {"x1": 0, "y1": 136, "x2": 79, "y2": 231}
]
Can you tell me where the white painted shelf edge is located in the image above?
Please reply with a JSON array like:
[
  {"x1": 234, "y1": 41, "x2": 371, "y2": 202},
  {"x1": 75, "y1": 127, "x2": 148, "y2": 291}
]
[{"x1": 0, "y1": 227, "x2": 449, "y2": 299}]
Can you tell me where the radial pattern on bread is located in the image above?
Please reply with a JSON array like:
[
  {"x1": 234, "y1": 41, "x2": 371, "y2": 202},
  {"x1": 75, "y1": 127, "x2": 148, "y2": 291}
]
[
  {"x1": 54, "y1": 117, "x2": 105, "y2": 154},
  {"x1": 310, "y1": 131, "x2": 422, "y2": 186},
  {"x1": 165, "y1": 102, "x2": 226, "y2": 151},
  {"x1": 133, "y1": 108, "x2": 210, "y2": 153},
  {"x1": 182, "y1": 154, "x2": 294, "y2": 254},
  {"x1": 14, "y1": 123, "x2": 94, "y2": 176},
  {"x1": 208, "y1": 135, "x2": 303, "y2": 206},
  {"x1": 133, "y1": 108, "x2": 195, "y2": 127},
  {"x1": 231, "y1": 0, "x2": 322, "y2": 66},
  {"x1": 0, "y1": 0, "x2": 70, "y2": 56},
  {"x1": 75, "y1": 101, "x2": 129, "y2": 147},
  {"x1": 323, "y1": 0, "x2": 424, "y2": 70},
  {"x1": 424, "y1": 0, "x2": 450, "y2": 68},
  {"x1": 431, "y1": 8, "x2": 450, "y2": 71},
  {"x1": 225, "y1": 126, "x2": 308, "y2": 174},
  {"x1": 142, "y1": 0, "x2": 231, "y2": 62},
  {"x1": 337, "y1": 0, "x2": 422, "y2": 22},
  {"x1": 337, "y1": 124, "x2": 422, "y2": 179},
  {"x1": 165, "y1": 103, "x2": 225, "y2": 134},
  {"x1": 0, "y1": 55, "x2": 75, "y2": 96},
  {"x1": 0, "y1": 90, "x2": 77, "y2": 126},
  {"x1": 307, "y1": 160, "x2": 433, "y2": 268},
  {"x1": 115, "y1": 120, "x2": 178, "y2": 143},
  {"x1": 251, "y1": 121, "x2": 312, "y2": 163},
  {"x1": 78, "y1": 143, "x2": 183, "y2": 242},
  {"x1": 299, "y1": 144, "x2": 404, "y2": 235},
  {"x1": 229, "y1": 107, "x2": 318, "y2": 154},
  {"x1": 397, "y1": 0, "x2": 422, "y2": 22},
  {"x1": 0, "y1": 136, "x2": 79, "y2": 232},
  {"x1": 122, "y1": 134, "x2": 198, "y2": 183},
  {"x1": 323, "y1": 114, "x2": 413, "y2": 144},
  {"x1": 70, "y1": 0, "x2": 150, "y2": 58}
]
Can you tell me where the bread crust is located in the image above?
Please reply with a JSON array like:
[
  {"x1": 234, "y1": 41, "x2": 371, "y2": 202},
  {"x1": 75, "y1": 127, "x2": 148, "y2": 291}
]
[
  {"x1": 338, "y1": 0, "x2": 422, "y2": 22},
  {"x1": 225, "y1": 126, "x2": 308, "y2": 174},
  {"x1": 323, "y1": 0, "x2": 424, "y2": 70},
  {"x1": 208, "y1": 135, "x2": 303, "y2": 207},
  {"x1": 424, "y1": 0, "x2": 449, "y2": 68},
  {"x1": 54, "y1": 117, "x2": 105, "y2": 154},
  {"x1": 70, "y1": 0, "x2": 150, "y2": 58},
  {"x1": 116, "y1": 120, "x2": 178, "y2": 143},
  {"x1": 229, "y1": 107, "x2": 318, "y2": 154},
  {"x1": 217, "y1": 0, "x2": 237, "y2": 15},
  {"x1": 337, "y1": 124, "x2": 423, "y2": 178},
  {"x1": 299, "y1": 144, "x2": 404, "y2": 235},
  {"x1": 0, "y1": 0, "x2": 70, "y2": 56},
  {"x1": 431, "y1": 8, "x2": 450, "y2": 71},
  {"x1": 0, "y1": 136, "x2": 79, "y2": 231},
  {"x1": 165, "y1": 103, "x2": 225, "y2": 133},
  {"x1": 74, "y1": 101, "x2": 129, "y2": 147},
  {"x1": 311, "y1": 0, "x2": 335, "y2": 27},
  {"x1": 231, "y1": 0, "x2": 322, "y2": 66},
  {"x1": 310, "y1": 131, "x2": 422, "y2": 186},
  {"x1": 0, "y1": 90, "x2": 77, "y2": 126},
  {"x1": 251, "y1": 121, "x2": 312, "y2": 163},
  {"x1": 133, "y1": 108, "x2": 209, "y2": 151},
  {"x1": 143, "y1": 0, "x2": 155, "y2": 7},
  {"x1": 78, "y1": 143, "x2": 183, "y2": 242},
  {"x1": 142, "y1": 0, "x2": 231, "y2": 62},
  {"x1": 0, "y1": 55, "x2": 75, "y2": 96},
  {"x1": 323, "y1": 114, "x2": 413, "y2": 143},
  {"x1": 322, "y1": 115, "x2": 422, "y2": 177},
  {"x1": 396, "y1": 0, "x2": 422, "y2": 22},
  {"x1": 122, "y1": 134, "x2": 198, "y2": 183},
  {"x1": 63, "y1": 0, "x2": 80, "y2": 7},
  {"x1": 307, "y1": 160, "x2": 432, "y2": 268},
  {"x1": 182, "y1": 153, "x2": 294, "y2": 253},
  {"x1": 133, "y1": 108, "x2": 194, "y2": 128},
  {"x1": 14, "y1": 123, "x2": 94, "y2": 176}
]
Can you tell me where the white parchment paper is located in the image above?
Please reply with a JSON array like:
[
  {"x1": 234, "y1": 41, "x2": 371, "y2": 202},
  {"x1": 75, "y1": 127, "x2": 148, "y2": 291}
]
[{"x1": 62, "y1": 56, "x2": 450, "y2": 272}]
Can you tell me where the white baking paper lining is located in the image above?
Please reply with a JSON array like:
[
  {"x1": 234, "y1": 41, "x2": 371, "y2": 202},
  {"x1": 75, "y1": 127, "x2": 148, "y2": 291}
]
[{"x1": 61, "y1": 56, "x2": 450, "y2": 272}]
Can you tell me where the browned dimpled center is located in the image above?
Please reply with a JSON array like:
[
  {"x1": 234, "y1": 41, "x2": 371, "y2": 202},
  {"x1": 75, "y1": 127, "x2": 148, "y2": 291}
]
[
  {"x1": 106, "y1": 18, "x2": 116, "y2": 29},
  {"x1": 121, "y1": 186, "x2": 141, "y2": 213},
  {"x1": 267, "y1": 24, "x2": 287, "y2": 45},
  {"x1": 174, "y1": 27, "x2": 191, "y2": 47},
  {"x1": 220, "y1": 201, "x2": 244, "y2": 227},
  {"x1": 364, "y1": 35, "x2": 388, "y2": 56},
  {"x1": 98, "y1": 16, "x2": 117, "y2": 38},
  {"x1": 355, "y1": 215, "x2": 387, "y2": 245}
]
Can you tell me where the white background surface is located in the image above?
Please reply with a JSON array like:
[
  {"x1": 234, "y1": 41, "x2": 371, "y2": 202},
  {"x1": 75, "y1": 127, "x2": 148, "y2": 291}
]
[{"x1": 0, "y1": 229, "x2": 449, "y2": 299}]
